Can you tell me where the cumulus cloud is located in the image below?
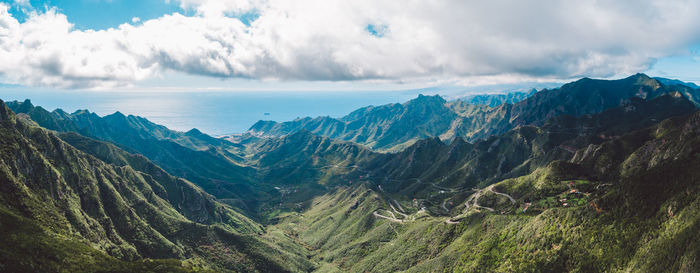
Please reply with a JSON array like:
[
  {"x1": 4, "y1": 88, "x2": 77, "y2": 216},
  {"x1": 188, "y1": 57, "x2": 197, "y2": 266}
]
[{"x1": 0, "y1": 0, "x2": 699, "y2": 88}]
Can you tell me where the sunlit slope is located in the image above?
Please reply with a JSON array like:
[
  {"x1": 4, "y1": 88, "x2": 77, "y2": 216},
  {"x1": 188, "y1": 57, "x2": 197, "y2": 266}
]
[
  {"x1": 6, "y1": 99, "x2": 271, "y2": 214},
  {"x1": 0, "y1": 100, "x2": 314, "y2": 272},
  {"x1": 273, "y1": 108, "x2": 700, "y2": 272}
]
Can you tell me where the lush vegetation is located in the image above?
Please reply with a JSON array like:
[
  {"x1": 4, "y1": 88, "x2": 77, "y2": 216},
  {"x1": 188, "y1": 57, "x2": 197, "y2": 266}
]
[
  {"x1": 1, "y1": 74, "x2": 699, "y2": 272},
  {"x1": 0, "y1": 101, "x2": 313, "y2": 272}
]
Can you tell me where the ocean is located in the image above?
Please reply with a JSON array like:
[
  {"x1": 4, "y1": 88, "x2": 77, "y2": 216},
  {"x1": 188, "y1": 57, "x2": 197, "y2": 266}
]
[{"x1": 0, "y1": 89, "x2": 419, "y2": 135}]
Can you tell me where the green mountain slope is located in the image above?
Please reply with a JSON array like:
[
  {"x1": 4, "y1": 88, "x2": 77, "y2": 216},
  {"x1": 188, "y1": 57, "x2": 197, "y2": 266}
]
[
  {"x1": 350, "y1": 94, "x2": 696, "y2": 205},
  {"x1": 6, "y1": 100, "x2": 270, "y2": 214},
  {"x1": 273, "y1": 108, "x2": 700, "y2": 272},
  {"x1": 56, "y1": 131, "x2": 261, "y2": 232},
  {"x1": 0, "y1": 205, "x2": 209, "y2": 273},
  {"x1": 3, "y1": 73, "x2": 699, "y2": 273},
  {"x1": 0, "y1": 100, "x2": 314, "y2": 272}
]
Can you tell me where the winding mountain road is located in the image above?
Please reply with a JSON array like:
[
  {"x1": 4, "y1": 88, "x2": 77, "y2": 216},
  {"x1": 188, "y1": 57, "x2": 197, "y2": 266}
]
[
  {"x1": 390, "y1": 202, "x2": 409, "y2": 219},
  {"x1": 489, "y1": 186, "x2": 516, "y2": 204},
  {"x1": 374, "y1": 182, "x2": 518, "y2": 225},
  {"x1": 373, "y1": 210, "x2": 405, "y2": 223},
  {"x1": 445, "y1": 185, "x2": 519, "y2": 224}
]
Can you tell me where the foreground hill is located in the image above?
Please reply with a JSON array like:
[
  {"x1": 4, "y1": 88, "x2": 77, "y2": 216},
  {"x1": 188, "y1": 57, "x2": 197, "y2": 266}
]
[
  {"x1": 247, "y1": 74, "x2": 700, "y2": 151},
  {"x1": 0, "y1": 100, "x2": 313, "y2": 272}
]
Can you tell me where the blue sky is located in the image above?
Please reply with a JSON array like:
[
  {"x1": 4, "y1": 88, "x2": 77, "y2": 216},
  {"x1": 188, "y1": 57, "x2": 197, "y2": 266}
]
[
  {"x1": 0, "y1": 0, "x2": 698, "y2": 93},
  {"x1": 645, "y1": 45, "x2": 700, "y2": 83},
  {"x1": 10, "y1": 0, "x2": 182, "y2": 29}
]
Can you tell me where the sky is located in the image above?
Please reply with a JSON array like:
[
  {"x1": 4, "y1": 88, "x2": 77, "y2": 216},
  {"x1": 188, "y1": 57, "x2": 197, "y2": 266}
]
[{"x1": 0, "y1": 0, "x2": 699, "y2": 92}]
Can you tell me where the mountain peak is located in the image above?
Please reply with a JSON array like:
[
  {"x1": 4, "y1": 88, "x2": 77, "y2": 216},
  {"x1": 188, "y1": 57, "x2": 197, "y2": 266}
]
[
  {"x1": 185, "y1": 128, "x2": 204, "y2": 136},
  {"x1": 104, "y1": 111, "x2": 127, "y2": 121},
  {"x1": 410, "y1": 94, "x2": 446, "y2": 104},
  {"x1": 626, "y1": 73, "x2": 661, "y2": 87},
  {"x1": 414, "y1": 136, "x2": 444, "y2": 148},
  {"x1": 630, "y1": 72, "x2": 651, "y2": 79}
]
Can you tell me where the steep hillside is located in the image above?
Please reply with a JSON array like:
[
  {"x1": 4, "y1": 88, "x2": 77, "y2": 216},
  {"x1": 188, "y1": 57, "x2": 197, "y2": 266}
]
[
  {"x1": 249, "y1": 94, "x2": 457, "y2": 151},
  {"x1": 247, "y1": 74, "x2": 700, "y2": 151},
  {"x1": 0, "y1": 100, "x2": 314, "y2": 272},
  {"x1": 353, "y1": 94, "x2": 697, "y2": 205},
  {"x1": 241, "y1": 130, "x2": 379, "y2": 220},
  {"x1": 252, "y1": 130, "x2": 376, "y2": 184},
  {"x1": 273, "y1": 108, "x2": 700, "y2": 273},
  {"x1": 6, "y1": 100, "x2": 267, "y2": 213},
  {"x1": 247, "y1": 93, "x2": 698, "y2": 220},
  {"x1": 56, "y1": 131, "x2": 261, "y2": 231}
]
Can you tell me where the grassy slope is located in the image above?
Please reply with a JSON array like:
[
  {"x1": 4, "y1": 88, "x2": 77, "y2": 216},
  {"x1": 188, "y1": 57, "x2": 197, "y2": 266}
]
[
  {"x1": 0, "y1": 205, "x2": 210, "y2": 273},
  {"x1": 6, "y1": 100, "x2": 265, "y2": 211},
  {"x1": 359, "y1": 94, "x2": 697, "y2": 207},
  {"x1": 272, "y1": 111, "x2": 700, "y2": 273},
  {"x1": 56, "y1": 131, "x2": 262, "y2": 233},
  {"x1": 0, "y1": 101, "x2": 314, "y2": 273}
]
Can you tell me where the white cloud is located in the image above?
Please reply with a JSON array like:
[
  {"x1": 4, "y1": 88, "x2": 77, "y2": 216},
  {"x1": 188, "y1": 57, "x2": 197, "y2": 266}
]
[
  {"x1": 177, "y1": 0, "x2": 263, "y2": 17},
  {"x1": 12, "y1": 0, "x2": 30, "y2": 7},
  {"x1": 0, "y1": 0, "x2": 699, "y2": 89}
]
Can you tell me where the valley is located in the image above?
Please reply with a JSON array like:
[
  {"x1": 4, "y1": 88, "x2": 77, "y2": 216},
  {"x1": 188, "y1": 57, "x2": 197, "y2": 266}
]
[{"x1": 1, "y1": 74, "x2": 699, "y2": 272}]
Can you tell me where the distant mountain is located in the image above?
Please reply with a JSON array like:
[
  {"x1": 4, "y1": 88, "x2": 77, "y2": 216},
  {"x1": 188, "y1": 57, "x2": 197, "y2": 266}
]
[
  {"x1": 249, "y1": 94, "x2": 458, "y2": 151},
  {"x1": 247, "y1": 74, "x2": 700, "y2": 151},
  {"x1": 0, "y1": 100, "x2": 313, "y2": 272},
  {"x1": 358, "y1": 93, "x2": 698, "y2": 198},
  {"x1": 251, "y1": 130, "x2": 376, "y2": 185},
  {"x1": 654, "y1": 77, "x2": 699, "y2": 89},
  {"x1": 457, "y1": 89, "x2": 537, "y2": 107}
]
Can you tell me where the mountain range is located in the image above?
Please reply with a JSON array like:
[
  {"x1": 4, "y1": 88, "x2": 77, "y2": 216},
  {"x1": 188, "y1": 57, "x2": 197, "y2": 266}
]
[
  {"x1": 247, "y1": 74, "x2": 700, "y2": 151},
  {"x1": 1, "y1": 73, "x2": 699, "y2": 272}
]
